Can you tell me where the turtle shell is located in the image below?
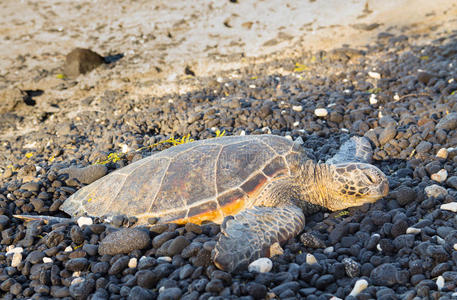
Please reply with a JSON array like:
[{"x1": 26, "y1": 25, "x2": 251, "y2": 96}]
[{"x1": 61, "y1": 135, "x2": 309, "y2": 224}]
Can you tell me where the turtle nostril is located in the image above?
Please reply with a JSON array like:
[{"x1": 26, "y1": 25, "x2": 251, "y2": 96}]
[
  {"x1": 381, "y1": 182, "x2": 389, "y2": 196},
  {"x1": 365, "y1": 175, "x2": 375, "y2": 184}
]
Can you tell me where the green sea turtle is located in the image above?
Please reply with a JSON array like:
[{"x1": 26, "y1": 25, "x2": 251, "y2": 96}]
[{"x1": 19, "y1": 134, "x2": 389, "y2": 272}]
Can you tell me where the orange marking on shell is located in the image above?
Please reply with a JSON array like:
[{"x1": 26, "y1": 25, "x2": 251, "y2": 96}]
[
  {"x1": 172, "y1": 208, "x2": 223, "y2": 225},
  {"x1": 220, "y1": 197, "x2": 246, "y2": 216},
  {"x1": 171, "y1": 196, "x2": 247, "y2": 225}
]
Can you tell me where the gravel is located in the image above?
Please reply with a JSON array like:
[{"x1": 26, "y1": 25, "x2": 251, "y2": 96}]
[{"x1": 1, "y1": 29, "x2": 457, "y2": 299}]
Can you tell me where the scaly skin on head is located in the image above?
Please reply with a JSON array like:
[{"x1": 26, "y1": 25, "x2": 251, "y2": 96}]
[
  {"x1": 255, "y1": 160, "x2": 388, "y2": 214},
  {"x1": 317, "y1": 162, "x2": 389, "y2": 211}
]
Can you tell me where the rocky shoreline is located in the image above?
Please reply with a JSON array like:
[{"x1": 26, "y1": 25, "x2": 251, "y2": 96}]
[{"x1": 1, "y1": 26, "x2": 457, "y2": 300}]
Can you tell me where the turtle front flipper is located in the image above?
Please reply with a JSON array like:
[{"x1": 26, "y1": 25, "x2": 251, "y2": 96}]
[
  {"x1": 326, "y1": 136, "x2": 373, "y2": 164},
  {"x1": 212, "y1": 205, "x2": 305, "y2": 273}
]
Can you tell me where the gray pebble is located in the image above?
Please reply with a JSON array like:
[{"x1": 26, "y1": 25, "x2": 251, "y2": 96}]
[
  {"x1": 417, "y1": 71, "x2": 436, "y2": 84},
  {"x1": 108, "y1": 256, "x2": 130, "y2": 275},
  {"x1": 394, "y1": 186, "x2": 416, "y2": 206},
  {"x1": 70, "y1": 225, "x2": 85, "y2": 244},
  {"x1": 426, "y1": 245, "x2": 449, "y2": 262},
  {"x1": 0, "y1": 215, "x2": 10, "y2": 230},
  {"x1": 136, "y1": 270, "x2": 160, "y2": 288},
  {"x1": 91, "y1": 261, "x2": 109, "y2": 274},
  {"x1": 378, "y1": 126, "x2": 397, "y2": 145},
  {"x1": 153, "y1": 231, "x2": 177, "y2": 248},
  {"x1": 137, "y1": 256, "x2": 156, "y2": 270},
  {"x1": 370, "y1": 263, "x2": 398, "y2": 286},
  {"x1": 59, "y1": 164, "x2": 108, "y2": 185},
  {"x1": 416, "y1": 141, "x2": 432, "y2": 154},
  {"x1": 51, "y1": 286, "x2": 70, "y2": 298},
  {"x1": 26, "y1": 250, "x2": 45, "y2": 264},
  {"x1": 69, "y1": 278, "x2": 95, "y2": 299},
  {"x1": 436, "y1": 112, "x2": 457, "y2": 130},
  {"x1": 82, "y1": 244, "x2": 98, "y2": 256},
  {"x1": 393, "y1": 234, "x2": 415, "y2": 249},
  {"x1": 65, "y1": 258, "x2": 89, "y2": 271},
  {"x1": 20, "y1": 182, "x2": 41, "y2": 192},
  {"x1": 167, "y1": 236, "x2": 190, "y2": 256},
  {"x1": 445, "y1": 176, "x2": 457, "y2": 189},
  {"x1": 99, "y1": 228, "x2": 150, "y2": 255},
  {"x1": 247, "y1": 282, "x2": 267, "y2": 300},
  {"x1": 128, "y1": 286, "x2": 156, "y2": 300},
  {"x1": 158, "y1": 287, "x2": 182, "y2": 300}
]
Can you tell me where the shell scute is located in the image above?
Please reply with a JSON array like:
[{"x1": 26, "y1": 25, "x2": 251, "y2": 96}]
[
  {"x1": 240, "y1": 173, "x2": 268, "y2": 197},
  {"x1": 257, "y1": 135, "x2": 295, "y2": 155},
  {"x1": 149, "y1": 144, "x2": 221, "y2": 213},
  {"x1": 216, "y1": 140, "x2": 275, "y2": 193},
  {"x1": 262, "y1": 156, "x2": 288, "y2": 177}
]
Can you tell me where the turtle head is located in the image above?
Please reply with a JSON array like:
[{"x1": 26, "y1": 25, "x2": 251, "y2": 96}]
[{"x1": 323, "y1": 162, "x2": 389, "y2": 211}]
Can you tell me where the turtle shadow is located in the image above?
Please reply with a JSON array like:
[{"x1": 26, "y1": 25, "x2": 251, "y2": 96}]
[
  {"x1": 104, "y1": 53, "x2": 124, "y2": 64},
  {"x1": 24, "y1": 89, "x2": 44, "y2": 106}
]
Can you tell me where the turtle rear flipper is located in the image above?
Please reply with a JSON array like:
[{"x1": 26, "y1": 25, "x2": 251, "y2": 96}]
[
  {"x1": 212, "y1": 205, "x2": 305, "y2": 273},
  {"x1": 326, "y1": 136, "x2": 373, "y2": 164},
  {"x1": 13, "y1": 214, "x2": 73, "y2": 224}
]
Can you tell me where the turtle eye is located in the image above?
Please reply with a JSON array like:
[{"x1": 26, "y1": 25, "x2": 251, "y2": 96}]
[{"x1": 365, "y1": 174, "x2": 376, "y2": 184}]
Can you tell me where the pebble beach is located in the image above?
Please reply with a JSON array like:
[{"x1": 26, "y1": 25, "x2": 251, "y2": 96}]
[{"x1": 1, "y1": 1, "x2": 457, "y2": 299}]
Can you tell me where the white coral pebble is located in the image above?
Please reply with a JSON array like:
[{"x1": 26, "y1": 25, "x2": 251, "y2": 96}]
[
  {"x1": 441, "y1": 202, "x2": 457, "y2": 212},
  {"x1": 436, "y1": 148, "x2": 448, "y2": 159},
  {"x1": 11, "y1": 252, "x2": 22, "y2": 268},
  {"x1": 314, "y1": 108, "x2": 328, "y2": 117},
  {"x1": 349, "y1": 279, "x2": 368, "y2": 296},
  {"x1": 368, "y1": 71, "x2": 381, "y2": 79},
  {"x1": 369, "y1": 94, "x2": 378, "y2": 105},
  {"x1": 128, "y1": 258, "x2": 137, "y2": 268},
  {"x1": 306, "y1": 253, "x2": 318, "y2": 265},
  {"x1": 425, "y1": 184, "x2": 447, "y2": 198},
  {"x1": 77, "y1": 216, "x2": 93, "y2": 227},
  {"x1": 6, "y1": 247, "x2": 23, "y2": 255},
  {"x1": 431, "y1": 169, "x2": 448, "y2": 182},
  {"x1": 406, "y1": 227, "x2": 421, "y2": 234},
  {"x1": 248, "y1": 258, "x2": 272, "y2": 273},
  {"x1": 436, "y1": 276, "x2": 444, "y2": 290}
]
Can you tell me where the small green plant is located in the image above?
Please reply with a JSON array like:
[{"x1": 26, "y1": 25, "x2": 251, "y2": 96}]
[
  {"x1": 367, "y1": 88, "x2": 382, "y2": 94},
  {"x1": 95, "y1": 134, "x2": 195, "y2": 165},
  {"x1": 293, "y1": 62, "x2": 309, "y2": 72},
  {"x1": 95, "y1": 130, "x2": 230, "y2": 165},
  {"x1": 335, "y1": 210, "x2": 349, "y2": 217},
  {"x1": 215, "y1": 129, "x2": 225, "y2": 137}
]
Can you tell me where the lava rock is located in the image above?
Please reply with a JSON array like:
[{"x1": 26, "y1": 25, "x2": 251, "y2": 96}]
[
  {"x1": 395, "y1": 186, "x2": 416, "y2": 206},
  {"x1": 370, "y1": 263, "x2": 398, "y2": 286},
  {"x1": 300, "y1": 232, "x2": 326, "y2": 248},
  {"x1": 64, "y1": 48, "x2": 105, "y2": 78},
  {"x1": 343, "y1": 258, "x2": 361, "y2": 278}
]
